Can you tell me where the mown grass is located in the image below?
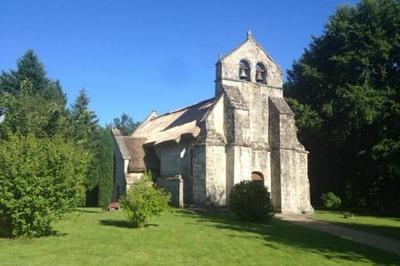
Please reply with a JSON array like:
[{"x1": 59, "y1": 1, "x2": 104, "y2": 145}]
[
  {"x1": 0, "y1": 208, "x2": 399, "y2": 265},
  {"x1": 312, "y1": 210, "x2": 400, "y2": 240}
]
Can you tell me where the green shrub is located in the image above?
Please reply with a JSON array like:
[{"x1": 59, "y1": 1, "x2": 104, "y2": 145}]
[
  {"x1": 120, "y1": 175, "x2": 170, "y2": 228},
  {"x1": 97, "y1": 130, "x2": 114, "y2": 210},
  {"x1": 321, "y1": 192, "x2": 342, "y2": 209},
  {"x1": 0, "y1": 134, "x2": 89, "y2": 237},
  {"x1": 229, "y1": 180, "x2": 273, "y2": 222}
]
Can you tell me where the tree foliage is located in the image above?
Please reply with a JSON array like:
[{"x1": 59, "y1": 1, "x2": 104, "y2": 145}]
[
  {"x1": 321, "y1": 192, "x2": 342, "y2": 210},
  {"x1": 0, "y1": 134, "x2": 89, "y2": 237},
  {"x1": 0, "y1": 50, "x2": 107, "y2": 236},
  {"x1": 0, "y1": 79, "x2": 68, "y2": 139},
  {"x1": 69, "y1": 89, "x2": 99, "y2": 146},
  {"x1": 69, "y1": 89, "x2": 102, "y2": 191},
  {"x1": 285, "y1": 0, "x2": 400, "y2": 210},
  {"x1": 112, "y1": 113, "x2": 139, "y2": 135},
  {"x1": 0, "y1": 50, "x2": 66, "y2": 104},
  {"x1": 97, "y1": 130, "x2": 114, "y2": 210}
]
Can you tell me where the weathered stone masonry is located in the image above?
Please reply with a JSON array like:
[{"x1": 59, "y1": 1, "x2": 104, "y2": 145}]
[{"x1": 112, "y1": 32, "x2": 313, "y2": 214}]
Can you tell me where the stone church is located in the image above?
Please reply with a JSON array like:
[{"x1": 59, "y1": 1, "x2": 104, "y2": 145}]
[{"x1": 112, "y1": 32, "x2": 313, "y2": 214}]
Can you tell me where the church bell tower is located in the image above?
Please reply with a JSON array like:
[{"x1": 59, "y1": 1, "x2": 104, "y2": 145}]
[{"x1": 213, "y1": 31, "x2": 313, "y2": 214}]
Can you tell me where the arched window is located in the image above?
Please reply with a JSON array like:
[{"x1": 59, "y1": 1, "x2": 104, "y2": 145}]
[
  {"x1": 256, "y1": 63, "x2": 267, "y2": 84},
  {"x1": 251, "y1": 171, "x2": 264, "y2": 181},
  {"x1": 239, "y1": 60, "x2": 251, "y2": 81}
]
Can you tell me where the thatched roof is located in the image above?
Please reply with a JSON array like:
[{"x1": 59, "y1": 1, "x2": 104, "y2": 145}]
[
  {"x1": 131, "y1": 98, "x2": 215, "y2": 145},
  {"x1": 111, "y1": 129, "x2": 131, "y2": 160},
  {"x1": 124, "y1": 137, "x2": 146, "y2": 172},
  {"x1": 113, "y1": 98, "x2": 215, "y2": 173}
]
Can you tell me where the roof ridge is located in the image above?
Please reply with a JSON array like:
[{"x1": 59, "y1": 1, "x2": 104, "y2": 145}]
[
  {"x1": 152, "y1": 97, "x2": 215, "y2": 119},
  {"x1": 218, "y1": 34, "x2": 282, "y2": 74},
  {"x1": 130, "y1": 110, "x2": 158, "y2": 137}
]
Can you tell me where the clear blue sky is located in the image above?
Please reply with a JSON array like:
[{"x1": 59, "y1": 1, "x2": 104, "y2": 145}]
[{"x1": 0, "y1": 0, "x2": 358, "y2": 125}]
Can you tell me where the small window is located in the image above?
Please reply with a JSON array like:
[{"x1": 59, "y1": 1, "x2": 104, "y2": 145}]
[
  {"x1": 239, "y1": 60, "x2": 251, "y2": 81},
  {"x1": 256, "y1": 63, "x2": 267, "y2": 84}
]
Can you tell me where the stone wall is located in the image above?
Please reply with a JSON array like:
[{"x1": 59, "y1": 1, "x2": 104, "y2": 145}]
[
  {"x1": 225, "y1": 145, "x2": 235, "y2": 202},
  {"x1": 279, "y1": 149, "x2": 312, "y2": 213},
  {"x1": 191, "y1": 143, "x2": 228, "y2": 207},
  {"x1": 155, "y1": 141, "x2": 193, "y2": 177},
  {"x1": 192, "y1": 95, "x2": 228, "y2": 206},
  {"x1": 215, "y1": 37, "x2": 283, "y2": 204},
  {"x1": 155, "y1": 142, "x2": 185, "y2": 176},
  {"x1": 225, "y1": 146, "x2": 270, "y2": 205},
  {"x1": 155, "y1": 140, "x2": 194, "y2": 204},
  {"x1": 156, "y1": 176, "x2": 183, "y2": 208},
  {"x1": 269, "y1": 97, "x2": 313, "y2": 214},
  {"x1": 252, "y1": 149, "x2": 271, "y2": 192},
  {"x1": 192, "y1": 144, "x2": 206, "y2": 204},
  {"x1": 112, "y1": 138, "x2": 128, "y2": 201},
  {"x1": 204, "y1": 95, "x2": 225, "y2": 141},
  {"x1": 216, "y1": 38, "x2": 283, "y2": 88},
  {"x1": 125, "y1": 172, "x2": 143, "y2": 190},
  {"x1": 205, "y1": 145, "x2": 226, "y2": 205},
  {"x1": 213, "y1": 34, "x2": 313, "y2": 213},
  {"x1": 218, "y1": 79, "x2": 275, "y2": 205},
  {"x1": 269, "y1": 149, "x2": 282, "y2": 210}
]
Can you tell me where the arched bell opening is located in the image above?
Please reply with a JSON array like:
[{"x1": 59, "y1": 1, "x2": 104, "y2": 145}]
[
  {"x1": 256, "y1": 63, "x2": 267, "y2": 84},
  {"x1": 239, "y1": 60, "x2": 251, "y2": 81}
]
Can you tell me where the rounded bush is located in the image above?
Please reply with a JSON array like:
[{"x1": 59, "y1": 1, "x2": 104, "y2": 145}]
[
  {"x1": 0, "y1": 134, "x2": 88, "y2": 237},
  {"x1": 321, "y1": 192, "x2": 342, "y2": 209},
  {"x1": 229, "y1": 180, "x2": 273, "y2": 222},
  {"x1": 120, "y1": 175, "x2": 170, "y2": 228}
]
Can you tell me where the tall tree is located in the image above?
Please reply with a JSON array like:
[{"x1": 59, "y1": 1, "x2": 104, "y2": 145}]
[
  {"x1": 69, "y1": 89, "x2": 102, "y2": 191},
  {"x1": 0, "y1": 51, "x2": 89, "y2": 237},
  {"x1": 0, "y1": 79, "x2": 66, "y2": 138},
  {"x1": 0, "y1": 50, "x2": 66, "y2": 105},
  {"x1": 285, "y1": 0, "x2": 400, "y2": 210},
  {"x1": 96, "y1": 129, "x2": 114, "y2": 210},
  {"x1": 69, "y1": 89, "x2": 99, "y2": 146},
  {"x1": 112, "y1": 113, "x2": 139, "y2": 135}
]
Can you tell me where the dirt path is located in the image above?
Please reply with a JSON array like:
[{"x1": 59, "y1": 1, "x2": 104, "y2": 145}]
[{"x1": 275, "y1": 214, "x2": 400, "y2": 256}]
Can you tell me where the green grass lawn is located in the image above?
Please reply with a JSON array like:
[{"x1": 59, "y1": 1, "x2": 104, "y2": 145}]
[
  {"x1": 312, "y1": 210, "x2": 400, "y2": 240},
  {"x1": 0, "y1": 208, "x2": 399, "y2": 265}
]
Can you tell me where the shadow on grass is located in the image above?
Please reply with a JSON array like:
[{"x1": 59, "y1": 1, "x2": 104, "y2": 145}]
[
  {"x1": 0, "y1": 229, "x2": 67, "y2": 239},
  {"x1": 99, "y1": 219, "x2": 159, "y2": 229},
  {"x1": 39, "y1": 230, "x2": 68, "y2": 238},
  {"x1": 314, "y1": 211, "x2": 400, "y2": 240},
  {"x1": 174, "y1": 209, "x2": 400, "y2": 264},
  {"x1": 77, "y1": 209, "x2": 102, "y2": 214},
  {"x1": 319, "y1": 219, "x2": 400, "y2": 241},
  {"x1": 100, "y1": 219, "x2": 133, "y2": 228}
]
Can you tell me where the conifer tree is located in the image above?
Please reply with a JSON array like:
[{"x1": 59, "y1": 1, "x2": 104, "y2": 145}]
[
  {"x1": 69, "y1": 89, "x2": 99, "y2": 146},
  {"x1": 0, "y1": 50, "x2": 67, "y2": 105},
  {"x1": 97, "y1": 129, "x2": 114, "y2": 210}
]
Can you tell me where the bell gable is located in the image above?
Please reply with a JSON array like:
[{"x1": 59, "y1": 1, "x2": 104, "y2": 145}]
[{"x1": 216, "y1": 31, "x2": 283, "y2": 88}]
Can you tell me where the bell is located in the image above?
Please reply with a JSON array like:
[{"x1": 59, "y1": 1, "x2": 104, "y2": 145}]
[
  {"x1": 256, "y1": 71, "x2": 264, "y2": 82},
  {"x1": 239, "y1": 68, "x2": 248, "y2": 79}
]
